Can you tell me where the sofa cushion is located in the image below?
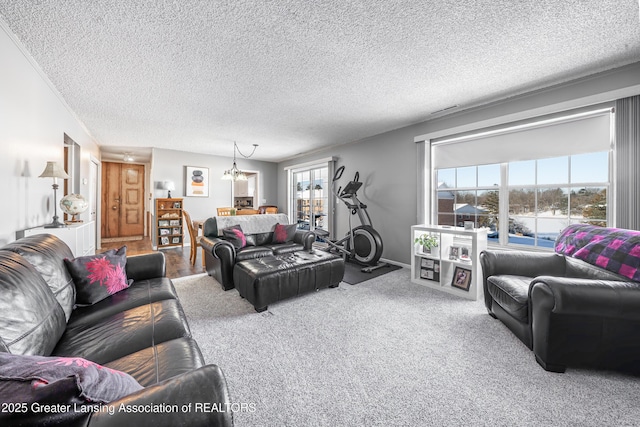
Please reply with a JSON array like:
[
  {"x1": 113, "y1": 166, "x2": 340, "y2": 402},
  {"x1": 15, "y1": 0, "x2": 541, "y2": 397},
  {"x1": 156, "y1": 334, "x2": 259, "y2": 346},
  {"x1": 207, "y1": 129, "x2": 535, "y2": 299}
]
[
  {"x1": 53, "y1": 299, "x2": 191, "y2": 365},
  {"x1": 0, "y1": 251, "x2": 66, "y2": 356},
  {"x1": 222, "y1": 225, "x2": 247, "y2": 249},
  {"x1": 487, "y1": 275, "x2": 533, "y2": 322},
  {"x1": 66, "y1": 277, "x2": 178, "y2": 329},
  {"x1": 2, "y1": 234, "x2": 76, "y2": 321},
  {"x1": 272, "y1": 223, "x2": 297, "y2": 243},
  {"x1": 236, "y1": 246, "x2": 274, "y2": 262},
  {"x1": 104, "y1": 337, "x2": 205, "y2": 387},
  {"x1": 254, "y1": 232, "x2": 274, "y2": 246},
  {"x1": 65, "y1": 246, "x2": 131, "y2": 306},
  {"x1": 565, "y1": 256, "x2": 631, "y2": 281},
  {"x1": 269, "y1": 242, "x2": 305, "y2": 255}
]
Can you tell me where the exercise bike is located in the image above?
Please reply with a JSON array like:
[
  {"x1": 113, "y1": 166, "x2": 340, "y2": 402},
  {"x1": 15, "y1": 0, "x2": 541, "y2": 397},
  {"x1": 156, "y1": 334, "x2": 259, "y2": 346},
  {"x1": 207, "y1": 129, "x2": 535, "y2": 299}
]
[{"x1": 315, "y1": 166, "x2": 387, "y2": 273}]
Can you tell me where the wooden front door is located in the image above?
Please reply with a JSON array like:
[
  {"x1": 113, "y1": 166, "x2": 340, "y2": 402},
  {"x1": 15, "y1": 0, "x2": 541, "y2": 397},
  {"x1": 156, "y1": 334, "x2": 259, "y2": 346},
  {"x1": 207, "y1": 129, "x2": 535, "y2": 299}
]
[{"x1": 101, "y1": 162, "x2": 145, "y2": 238}]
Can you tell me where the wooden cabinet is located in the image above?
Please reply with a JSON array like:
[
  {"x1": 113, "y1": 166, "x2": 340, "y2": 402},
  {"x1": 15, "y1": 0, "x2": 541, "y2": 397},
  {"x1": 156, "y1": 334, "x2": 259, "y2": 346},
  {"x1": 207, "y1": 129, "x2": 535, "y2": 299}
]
[
  {"x1": 155, "y1": 198, "x2": 183, "y2": 249},
  {"x1": 410, "y1": 224, "x2": 487, "y2": 300},
  {"x1": 22, "y1": 221, "x2": 96, "y2": 257}
]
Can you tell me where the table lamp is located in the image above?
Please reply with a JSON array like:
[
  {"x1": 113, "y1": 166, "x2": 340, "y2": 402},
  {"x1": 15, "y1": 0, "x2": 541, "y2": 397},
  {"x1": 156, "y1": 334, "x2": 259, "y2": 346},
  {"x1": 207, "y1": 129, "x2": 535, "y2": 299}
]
[{"x1": 39, "y1": 161, "x2": 70, "y2": 228}]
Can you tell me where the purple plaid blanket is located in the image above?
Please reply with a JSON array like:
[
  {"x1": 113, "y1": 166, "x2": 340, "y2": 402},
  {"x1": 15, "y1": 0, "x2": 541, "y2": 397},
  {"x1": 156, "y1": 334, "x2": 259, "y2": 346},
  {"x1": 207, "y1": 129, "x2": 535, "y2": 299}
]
[{"x1": 555, "y1": 224, "x2": 640, "y2": 282}]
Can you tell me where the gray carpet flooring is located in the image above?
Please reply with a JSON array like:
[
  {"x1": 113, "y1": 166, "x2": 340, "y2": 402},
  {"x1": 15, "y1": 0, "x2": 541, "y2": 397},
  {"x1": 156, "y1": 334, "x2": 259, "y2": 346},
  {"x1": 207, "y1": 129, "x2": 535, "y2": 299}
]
[{"x1": 173, "y1": 269, "x2": 639, "y2": 427}]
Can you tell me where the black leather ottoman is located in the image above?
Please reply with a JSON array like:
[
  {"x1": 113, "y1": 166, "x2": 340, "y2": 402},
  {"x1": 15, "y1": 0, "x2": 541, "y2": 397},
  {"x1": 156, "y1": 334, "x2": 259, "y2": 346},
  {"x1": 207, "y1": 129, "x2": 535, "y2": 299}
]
[{"x1": 233, "y1": 250, "x2": 345, "y2": 312}]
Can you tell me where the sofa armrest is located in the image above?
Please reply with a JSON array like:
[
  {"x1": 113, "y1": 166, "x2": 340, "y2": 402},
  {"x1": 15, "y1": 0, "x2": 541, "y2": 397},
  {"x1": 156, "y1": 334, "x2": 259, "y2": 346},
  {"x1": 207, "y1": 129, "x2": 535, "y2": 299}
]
[
  {"x1": 87, "y1": 365, "x2": 233, "y2": 427},
  {"x1": 126, "y1": 252, "x2": 166, "y2": 281},
  {"x1": 530, "y1": 276, "x2": 640, "y2": 318},
  {"x1": 294, "y1": 230, "x2": 316, "y2": 251},
  {"x1": 530, "y1": 277, "x2": 640, "y2": 372},
  {"x1": 479, "y1": 250, "x2": 565, "y2": 311}
]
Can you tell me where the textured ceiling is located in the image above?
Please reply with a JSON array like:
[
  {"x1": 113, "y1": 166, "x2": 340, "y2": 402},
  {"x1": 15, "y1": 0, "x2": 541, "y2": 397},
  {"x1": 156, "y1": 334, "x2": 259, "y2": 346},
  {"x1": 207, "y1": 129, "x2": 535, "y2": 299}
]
[{"x1": 1, "y1": 1, "x2": 639, "y2": 162}]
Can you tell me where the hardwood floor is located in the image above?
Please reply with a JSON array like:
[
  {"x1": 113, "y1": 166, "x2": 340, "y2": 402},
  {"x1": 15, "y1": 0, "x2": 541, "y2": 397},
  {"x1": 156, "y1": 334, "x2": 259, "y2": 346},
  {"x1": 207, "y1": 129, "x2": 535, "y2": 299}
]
[{"x1": 99, "y1": 237, "x2": 206, "y2": 279}]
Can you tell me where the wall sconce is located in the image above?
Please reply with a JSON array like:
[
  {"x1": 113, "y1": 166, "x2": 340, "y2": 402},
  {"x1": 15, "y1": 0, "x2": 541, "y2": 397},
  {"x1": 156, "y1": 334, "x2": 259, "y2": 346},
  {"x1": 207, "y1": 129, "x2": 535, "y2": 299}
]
[{"x1": 39, "y1": 161, "x2": 70, "y2": 228}]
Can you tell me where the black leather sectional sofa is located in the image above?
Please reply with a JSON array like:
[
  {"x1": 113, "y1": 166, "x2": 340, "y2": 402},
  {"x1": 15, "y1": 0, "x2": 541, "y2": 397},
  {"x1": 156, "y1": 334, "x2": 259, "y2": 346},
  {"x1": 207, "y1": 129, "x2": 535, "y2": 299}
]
[{"x1": 0, "y1": 234, "x2": 232, "y2": 426}]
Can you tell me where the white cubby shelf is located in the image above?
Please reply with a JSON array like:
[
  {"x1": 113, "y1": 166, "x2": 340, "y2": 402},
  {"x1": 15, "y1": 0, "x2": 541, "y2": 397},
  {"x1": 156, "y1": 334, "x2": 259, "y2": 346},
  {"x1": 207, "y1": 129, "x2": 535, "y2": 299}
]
[{"x1": 411, "y1": 224, "x2": 488, "y2": 301}]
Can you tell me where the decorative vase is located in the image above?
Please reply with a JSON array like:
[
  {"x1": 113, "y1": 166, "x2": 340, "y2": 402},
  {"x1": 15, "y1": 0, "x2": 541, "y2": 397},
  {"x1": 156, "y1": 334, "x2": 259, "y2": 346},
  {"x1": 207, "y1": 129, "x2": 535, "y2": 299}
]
[{"x1": 59, "y1": 193, "x2": 89, "y2": 223}]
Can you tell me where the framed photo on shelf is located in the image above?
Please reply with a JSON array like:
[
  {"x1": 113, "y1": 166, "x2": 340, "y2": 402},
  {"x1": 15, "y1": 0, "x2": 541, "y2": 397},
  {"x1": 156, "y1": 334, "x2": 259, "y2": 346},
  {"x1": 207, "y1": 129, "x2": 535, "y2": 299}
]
[
  {"x1": 421, "y1": 258, "x2": 435, "y2": 269},
  {"x1": 160, "y1": 228, "x2": 170, "y2": 235},
  {"x1": 449, "y1": 246, "x2": 460, "y2": 260},
  {"x1": 160, "y1": 236, "x2": 169, "y2": 245},
  {"x1": 420, "y1": 269, "x2": 434, "y2": 280},
  {"x1": 172, "y1": 227, "x2": 181, "y2": 235},
  {"x1": 173, "y1": 202, "x2": 182, "y2": 209},
  {"x1": 451, "y1": 266, "x2": 472, "y2": 291},
  {"x1": 460, "y1": 246, "x2": 471, "y2": 262},
  {"x1": 172, "y1": 237, "x2": 181, "y2": 244},
  {"x1": 159, "y1": 220, "x2": 169, "y2": 227},
  {"x1": 169, "y1": 219, "x2": 180, "y2": 226},
  {"x1": 185, "y1": 166, "x2": 209, "y2": 197}
]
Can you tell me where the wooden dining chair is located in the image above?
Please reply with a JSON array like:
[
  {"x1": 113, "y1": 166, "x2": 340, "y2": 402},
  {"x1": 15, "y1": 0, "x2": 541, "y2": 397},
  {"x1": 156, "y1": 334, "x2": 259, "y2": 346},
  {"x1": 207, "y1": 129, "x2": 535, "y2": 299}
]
[
  {"x1": 182, "y1": 210, "x2": 203, "y2": 267},
  {"x1": 217, "y1": 207, "x2": 234, "y2": 216},
  {"x1": 258, "y1": 205, "x2": 278, "y2": 214},
  {"x1": 236, "y1": 208, "x2": 260, "y2": 215}
]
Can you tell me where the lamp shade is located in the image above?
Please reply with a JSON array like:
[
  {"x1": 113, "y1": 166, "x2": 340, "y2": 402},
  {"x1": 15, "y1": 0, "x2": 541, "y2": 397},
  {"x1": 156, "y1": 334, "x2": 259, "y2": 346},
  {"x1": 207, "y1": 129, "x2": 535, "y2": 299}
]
[
  {"x1": 39, "y1": 161, "x2": 70, "y2": 179},
  {"x1": 163, "y1": 181, "x2": 175, "y2": 191}
]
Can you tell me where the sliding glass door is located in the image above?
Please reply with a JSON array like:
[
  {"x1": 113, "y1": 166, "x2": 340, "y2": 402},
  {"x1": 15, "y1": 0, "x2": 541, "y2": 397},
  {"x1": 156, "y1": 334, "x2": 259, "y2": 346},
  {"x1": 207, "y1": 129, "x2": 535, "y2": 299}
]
[{"x1": 291, "y1": 166, "x2": 329, "y2": 232}]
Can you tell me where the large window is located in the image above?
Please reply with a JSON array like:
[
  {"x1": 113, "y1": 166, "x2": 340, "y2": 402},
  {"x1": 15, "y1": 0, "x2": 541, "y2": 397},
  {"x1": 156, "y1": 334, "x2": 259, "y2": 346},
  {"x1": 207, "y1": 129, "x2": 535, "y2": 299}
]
[
  {"x1": 432, "y1": 108, "x2": 613, "y2": 249},
  {"x1": 436, "y1": 152, "x2": 609, "y2": 248}
]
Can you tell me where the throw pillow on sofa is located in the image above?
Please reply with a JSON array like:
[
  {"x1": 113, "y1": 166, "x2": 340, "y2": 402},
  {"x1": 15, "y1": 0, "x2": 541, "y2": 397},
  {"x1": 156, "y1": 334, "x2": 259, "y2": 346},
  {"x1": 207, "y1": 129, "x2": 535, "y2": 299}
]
[
  {"x1": 223, "y1": 224, "x2": 247, "y2": 249},
  {"x1": 0, "y1": 352, "x2": 142, "y2": 424},
  {"x1": 64, "y1": 246, "x2": 132, "y2": 306},
  {"x1": 272, "y1": 223, "x2": 297, "y2": 243}
]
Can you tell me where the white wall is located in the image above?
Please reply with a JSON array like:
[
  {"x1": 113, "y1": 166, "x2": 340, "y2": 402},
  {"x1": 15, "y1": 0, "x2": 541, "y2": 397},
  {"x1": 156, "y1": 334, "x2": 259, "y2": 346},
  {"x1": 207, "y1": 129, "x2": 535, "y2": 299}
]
[{"x1": 0, "y1": 20, "x2": 100, "y2": 246}]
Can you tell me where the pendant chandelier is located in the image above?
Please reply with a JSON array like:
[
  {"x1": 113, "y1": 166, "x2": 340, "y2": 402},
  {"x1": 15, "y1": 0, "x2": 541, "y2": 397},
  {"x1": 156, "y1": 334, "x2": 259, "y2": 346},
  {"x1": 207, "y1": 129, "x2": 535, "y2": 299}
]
[{"x1": 222, "y1": 142, "x2": 258, "y2": 181}]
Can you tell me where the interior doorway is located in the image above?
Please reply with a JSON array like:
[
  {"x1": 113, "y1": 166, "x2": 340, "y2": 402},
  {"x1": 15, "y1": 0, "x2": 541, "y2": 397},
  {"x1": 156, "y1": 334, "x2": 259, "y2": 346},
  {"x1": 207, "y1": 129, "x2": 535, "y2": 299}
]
[
  {"x1": 232, "y1": 171, "x2": 259, "y2": 209},
  {"x1": 101, "y1": 162, "x2": 145, "y2": 238}
]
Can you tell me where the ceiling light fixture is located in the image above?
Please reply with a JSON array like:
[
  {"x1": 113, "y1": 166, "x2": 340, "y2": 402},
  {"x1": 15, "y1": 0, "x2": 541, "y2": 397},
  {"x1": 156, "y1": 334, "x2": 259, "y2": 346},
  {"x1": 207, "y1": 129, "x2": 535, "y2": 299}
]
[{"x1": 222, "y1": 142, "x2": 258, "y2": 181}]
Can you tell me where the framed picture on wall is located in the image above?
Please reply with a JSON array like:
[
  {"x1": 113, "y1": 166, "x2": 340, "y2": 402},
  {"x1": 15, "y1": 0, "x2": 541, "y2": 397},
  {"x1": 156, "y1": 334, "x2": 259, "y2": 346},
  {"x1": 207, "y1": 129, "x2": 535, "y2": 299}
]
[{"x1": 185, "y1": 166, "x2": 209, "y2": 197}]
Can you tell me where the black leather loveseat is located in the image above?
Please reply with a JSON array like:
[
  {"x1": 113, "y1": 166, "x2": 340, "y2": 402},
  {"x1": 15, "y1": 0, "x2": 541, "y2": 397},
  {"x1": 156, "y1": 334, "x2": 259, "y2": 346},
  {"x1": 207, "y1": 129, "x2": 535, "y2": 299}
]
[
  {"x1": 480, "y1": 224, "x2": 640, "y2": 374},
  {"x1": 0, "y1": 234, "x2": 232, "y2": 426},
  {"x1": 201, "y1": 214, "x2": 315, "y2": 290}
]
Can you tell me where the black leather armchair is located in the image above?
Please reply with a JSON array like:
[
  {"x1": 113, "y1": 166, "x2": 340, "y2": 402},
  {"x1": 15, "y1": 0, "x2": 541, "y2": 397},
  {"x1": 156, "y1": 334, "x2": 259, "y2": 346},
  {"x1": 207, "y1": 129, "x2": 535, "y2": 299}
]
[
  {"x1": 479, "y1": 250, "x2": 565, "y2": 349},
  {"x1": 481, "y1": 249, "x2": 640, "y2": 373}
]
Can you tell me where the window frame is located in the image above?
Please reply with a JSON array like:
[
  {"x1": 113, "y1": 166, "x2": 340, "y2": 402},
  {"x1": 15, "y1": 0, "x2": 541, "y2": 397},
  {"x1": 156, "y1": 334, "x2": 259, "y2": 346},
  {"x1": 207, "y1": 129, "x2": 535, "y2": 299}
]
[{"x1": 430, "y1": 108, "x2": 614, "y2": 250}]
